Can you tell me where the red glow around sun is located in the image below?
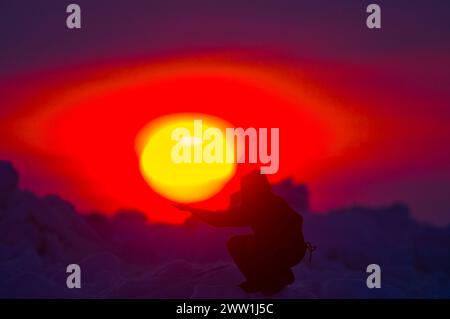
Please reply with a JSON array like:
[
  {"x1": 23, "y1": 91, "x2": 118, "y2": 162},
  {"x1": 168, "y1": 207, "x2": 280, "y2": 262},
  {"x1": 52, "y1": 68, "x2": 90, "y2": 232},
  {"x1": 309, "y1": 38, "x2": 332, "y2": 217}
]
[{"x1": 0, "y1": 57, "x2": 364, "y2": 223}]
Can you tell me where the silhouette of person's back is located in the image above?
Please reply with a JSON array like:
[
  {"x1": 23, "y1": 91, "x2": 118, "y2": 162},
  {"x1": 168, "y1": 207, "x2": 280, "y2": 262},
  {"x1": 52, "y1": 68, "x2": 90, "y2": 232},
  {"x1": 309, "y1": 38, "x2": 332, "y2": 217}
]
[{"x1": 175, "y1": 170, "x2": 308, "y2": 295}]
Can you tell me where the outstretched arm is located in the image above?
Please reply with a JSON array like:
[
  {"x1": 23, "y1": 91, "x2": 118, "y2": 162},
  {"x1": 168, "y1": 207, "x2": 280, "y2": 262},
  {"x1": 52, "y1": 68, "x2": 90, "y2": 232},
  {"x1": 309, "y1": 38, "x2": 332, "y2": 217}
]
[{"x1": 173, "y1": 203, "x2": 248, "y2": 227}]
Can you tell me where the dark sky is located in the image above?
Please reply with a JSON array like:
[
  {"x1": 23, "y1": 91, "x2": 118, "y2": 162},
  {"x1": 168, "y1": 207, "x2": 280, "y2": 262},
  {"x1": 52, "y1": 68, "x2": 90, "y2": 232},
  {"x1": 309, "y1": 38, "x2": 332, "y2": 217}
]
[{"x1": 1, "y1": 0, "x2": 450, "y2": 74}]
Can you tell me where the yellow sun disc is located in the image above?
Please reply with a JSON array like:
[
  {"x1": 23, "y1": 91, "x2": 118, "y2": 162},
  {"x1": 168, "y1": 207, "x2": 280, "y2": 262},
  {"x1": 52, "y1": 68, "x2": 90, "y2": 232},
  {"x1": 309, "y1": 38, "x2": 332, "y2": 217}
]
[{"x1": 136, "y1": 114, "x2": 236, "y2": 203}]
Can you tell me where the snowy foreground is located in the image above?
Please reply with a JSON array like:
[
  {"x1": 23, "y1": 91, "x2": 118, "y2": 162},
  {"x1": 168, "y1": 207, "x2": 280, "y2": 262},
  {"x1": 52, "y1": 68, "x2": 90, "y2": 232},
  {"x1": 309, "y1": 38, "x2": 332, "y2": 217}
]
[{"x1": 0, "y1": 161, "x2": 449, "y2": 298}]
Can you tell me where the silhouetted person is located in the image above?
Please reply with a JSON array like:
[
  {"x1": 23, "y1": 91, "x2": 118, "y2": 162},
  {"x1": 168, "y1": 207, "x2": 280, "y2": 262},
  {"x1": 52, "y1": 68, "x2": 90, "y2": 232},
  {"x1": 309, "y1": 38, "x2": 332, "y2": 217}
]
[{"x1": 174, "y1": 170, "x2": 311, "y2": 295}]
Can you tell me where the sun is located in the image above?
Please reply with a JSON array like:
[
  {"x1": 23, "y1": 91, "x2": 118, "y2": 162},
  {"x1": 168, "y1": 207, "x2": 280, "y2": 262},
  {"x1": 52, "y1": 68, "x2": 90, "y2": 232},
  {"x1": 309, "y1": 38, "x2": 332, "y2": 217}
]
[{"x1": 136, "y1": 114, "x2": 236, "y2": 203}]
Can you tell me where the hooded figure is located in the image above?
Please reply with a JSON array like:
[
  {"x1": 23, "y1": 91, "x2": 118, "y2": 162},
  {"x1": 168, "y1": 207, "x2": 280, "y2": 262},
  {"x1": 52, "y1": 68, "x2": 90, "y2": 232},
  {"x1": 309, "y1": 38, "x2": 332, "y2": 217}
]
[{"x1": 175, "y1": 170, "x2": 309, "y2": 294}]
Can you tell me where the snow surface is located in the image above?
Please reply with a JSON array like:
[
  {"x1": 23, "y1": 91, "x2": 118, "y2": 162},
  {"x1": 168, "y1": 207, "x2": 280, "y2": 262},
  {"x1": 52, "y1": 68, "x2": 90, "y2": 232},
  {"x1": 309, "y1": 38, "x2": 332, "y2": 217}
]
[{"x1": 0, "y1": 160, "x2": 449, "y2": 298}]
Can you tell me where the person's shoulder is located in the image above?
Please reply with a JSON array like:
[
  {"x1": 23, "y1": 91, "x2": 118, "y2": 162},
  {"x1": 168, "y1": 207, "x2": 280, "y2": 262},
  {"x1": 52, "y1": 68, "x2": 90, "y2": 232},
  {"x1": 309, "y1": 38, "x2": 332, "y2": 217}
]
[
  {"x1": 270, "y1": 193, "x2": 294, "y2": 210},
  {"x1": 271, "y1": 193, "x2": 289, "y2": 204},
  {"x1": 271, "y1": 193, "x2": 303, "y2": 218}
]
